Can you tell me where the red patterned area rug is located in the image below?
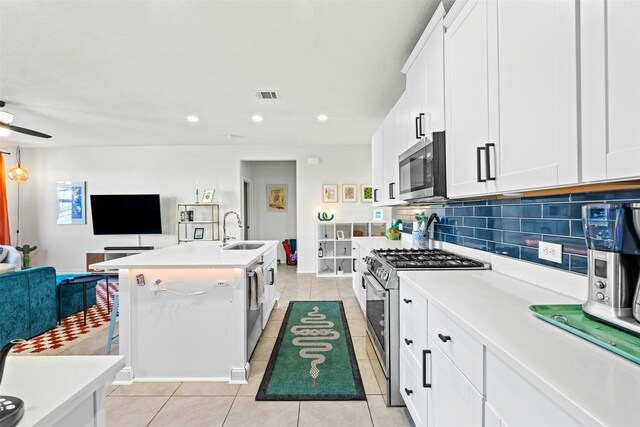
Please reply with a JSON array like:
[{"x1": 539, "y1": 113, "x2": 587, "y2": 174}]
[{"x1": 13, "y1": 280, "x2": 119, "y2": 354}]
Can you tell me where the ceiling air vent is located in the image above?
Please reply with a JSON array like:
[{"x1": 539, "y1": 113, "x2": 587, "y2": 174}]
[{"x1": 255, "y1": 91, "x2": 279, "y2": 100}]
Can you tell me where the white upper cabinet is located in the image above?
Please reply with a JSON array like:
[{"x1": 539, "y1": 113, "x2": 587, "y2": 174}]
[
  {"x1": 444, "y1": 0, "x2": 496, "y2": 198},
  {"x1": 581, "y1": 0, "x2": 640, "y2": 182},
  {"x1": 444, "y1": 0, "x2": 579, "y2": 198},
  {"x1": 404, "y1": 3, "x2": 446, "y2": 147},
  {"x1": 371, "y1": 125, "x2": 384, "y2": 206},
  {"x1": 382, "y1": 109, "x2": 402, "y2": 205},
  {"x1": 493, "y1": 0, "x2": 579, "y2": 191}
]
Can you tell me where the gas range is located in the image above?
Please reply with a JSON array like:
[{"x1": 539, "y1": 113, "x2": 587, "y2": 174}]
[{"x1": 364, "y1": 248, "x2": 489, "y2": 289}]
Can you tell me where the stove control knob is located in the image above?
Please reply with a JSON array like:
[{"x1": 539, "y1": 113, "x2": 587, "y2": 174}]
[
  {"x1": 597, "y1": 292, "x2": 605, "y2": 301},
  {"x1": 596, "y1": 281, "x2": 606, "y2": 289},
  {"x1": 382, "y1": 271, "x2": 390, "y2": 281}
]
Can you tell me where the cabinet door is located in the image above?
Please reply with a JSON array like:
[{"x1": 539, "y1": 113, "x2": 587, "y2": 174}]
[
  {"x1": 427, "y1": 337, "x2": 484, "y2": 427},
  {"x1": 444, "y1": 0, "x2": 495, "y2": 198},
  {"x1": 395, "y1": 92, "x2": 411, "y2": 161},
  {"x1": 582, "y1": 0, "x2": 640, "y2": 181},
  {"x1": 371, "y1": 126, "x2": 384, "y2": 206},
  {"x1": 351, "y1": 244, "x2": 360, "y2": 298},
  {"x1": 382, "y1": 109, "x2": 402, "y2": 205},
  {"x1": 406, "y1": 48, "x2": 426, "y2": 145},
  {"x1": 494, "y1": 0, "x2": 579, "y2": 191},
  {"x1": 423, "y1": 16, "x2": 445, "y2": 135}
]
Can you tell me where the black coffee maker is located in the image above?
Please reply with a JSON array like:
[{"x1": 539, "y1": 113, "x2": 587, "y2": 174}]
[{"x1": 0, "y1": 339, "x2": 26, "y2": 427}]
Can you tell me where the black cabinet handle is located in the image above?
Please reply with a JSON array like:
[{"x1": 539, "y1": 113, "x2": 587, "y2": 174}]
[
  {"x1": 388, "y1": 182, "x2": 396, "y2": 200},
  {"x1": 438, "y1": 333, "x2": 451, "y2": 343},
  {"x1": 423, "y1": 349, "x2": 432, "y2": 388},
  {"x1": 404, "y1": 338, "x2": 413, "y2": 345},
  {"x1": 374, "y1": 189, "x2": 378, "y2": 203},
  {"x1": 353, "y1": 259, "x2": 356, "y2": 272},
  {"x1": 419, "y1": 113, "x2": 426, "y2": 137},
  {"x1": 404, "y1": 388, "x2": 413, "y2": 396},
  {"x1": 485, "y1": 143, "x2": 496, "y2": 181},
  {"x1": 361, "y1": 278, "x2": 366, "y2": 290},
  {"x1": 476, "y1": 146, "x2": 487, "y2": 183},
  {"x1": 415, "y1": 116, "x2": 421, "y2": 139},
  {"x1": 403, "y1": 298, "x2": 412, "y2": 304}
]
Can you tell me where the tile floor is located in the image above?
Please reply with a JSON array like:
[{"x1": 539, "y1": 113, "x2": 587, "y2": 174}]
[{"x1": 61, "y1": 266, "x2": 411, "y2": 426}]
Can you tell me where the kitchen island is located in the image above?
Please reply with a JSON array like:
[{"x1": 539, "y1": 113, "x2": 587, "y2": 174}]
[{"x1": 91, "y1": 241, "x2": 279, "y2": 384}]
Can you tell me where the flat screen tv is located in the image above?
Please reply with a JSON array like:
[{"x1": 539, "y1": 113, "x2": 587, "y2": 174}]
[{"x1": 90, "y1": 194, "x2": 162, "y2": 235}]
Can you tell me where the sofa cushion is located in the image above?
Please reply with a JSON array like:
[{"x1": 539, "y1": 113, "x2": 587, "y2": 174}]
[
  {"x1": 0, "y1": 264, "x2": 15, "y2": 274},
  {"x1": 0, "y1": 270, "x2": 30, "y2": 345},
  {"x1": 0, "y1": 246, "x2": 7, "y2": 263}
]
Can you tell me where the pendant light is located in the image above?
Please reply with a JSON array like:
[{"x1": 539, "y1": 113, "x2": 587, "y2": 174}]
[{"x1": 8, "y1": 146, "x2": 28, "y2": 182}]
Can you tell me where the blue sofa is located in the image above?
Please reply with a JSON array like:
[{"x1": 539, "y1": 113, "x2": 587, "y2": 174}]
[
  {"x1": 0, "y1": 267, "x2": 100, "y2": 346},
  {"x1": 0, "y1": 266, "x2": 58, "y2": 345}
]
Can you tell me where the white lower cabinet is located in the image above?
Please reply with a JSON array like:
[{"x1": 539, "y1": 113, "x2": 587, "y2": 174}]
[
  {"x1": 351, "y1": 242, "x2": 366, "y2": 313},
  {"x1": 485, "y1": 351, "x2": 582, "y2": 427},
  {"x1": 427, "y1": 337, "x2": 484, "y2": 427}
]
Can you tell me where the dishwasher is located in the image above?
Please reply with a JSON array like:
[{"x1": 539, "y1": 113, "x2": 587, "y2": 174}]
[{"x1": 246, "y1": 258, "x2": 263, "y2": 359}]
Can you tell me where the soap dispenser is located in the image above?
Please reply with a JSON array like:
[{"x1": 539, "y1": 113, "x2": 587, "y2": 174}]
[{"x1": 0, "y1": 339, "x2": 27, "y2": 427}]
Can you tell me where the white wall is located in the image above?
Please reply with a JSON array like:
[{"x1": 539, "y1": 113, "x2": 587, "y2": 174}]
[
  {"x1": 242, "y1": 161, "x2": 296, "y2": 263},
  {"x1": 18, "y1": 144, "x2": 376, "y2": 273}
]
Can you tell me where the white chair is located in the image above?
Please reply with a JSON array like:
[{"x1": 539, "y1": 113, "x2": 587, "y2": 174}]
[{"x1": 0, "y1": 245, "x2": 22, "y2": 272}]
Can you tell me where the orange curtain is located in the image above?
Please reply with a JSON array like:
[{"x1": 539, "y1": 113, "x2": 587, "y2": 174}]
[{"x1": 0, "y1": 155, "x2": 11, "y2": 245}]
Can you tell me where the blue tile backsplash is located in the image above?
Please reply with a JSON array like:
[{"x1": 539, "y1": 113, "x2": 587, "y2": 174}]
[{"x1": 393, "y1": 189, "x2": 640, "y2": 276}]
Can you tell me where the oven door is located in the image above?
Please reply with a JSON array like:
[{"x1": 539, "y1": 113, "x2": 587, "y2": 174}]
[
  {"x1": 364, "y1": 271, "x2": 389, "y2": 375},
  {"x1": 399, "y1": 139, "x2": 434, "y2": 201}
]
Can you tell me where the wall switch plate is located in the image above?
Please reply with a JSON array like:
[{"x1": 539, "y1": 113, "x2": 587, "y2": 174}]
[{"x1": 538, "y1": 242, "x2": 563, "y2": 263}]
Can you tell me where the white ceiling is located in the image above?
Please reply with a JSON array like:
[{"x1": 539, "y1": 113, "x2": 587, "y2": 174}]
[{"x1": 0, "y1": 0, "x2": 444, "y2": 148}]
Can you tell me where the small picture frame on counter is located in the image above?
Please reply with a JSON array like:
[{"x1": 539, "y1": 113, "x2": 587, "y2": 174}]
[
  {"x1": 202, "y1": 189, "x2": 215, "y2": 203},
  {"x1": 194, "y1": 227, "x2": 204, "y2": 239}
]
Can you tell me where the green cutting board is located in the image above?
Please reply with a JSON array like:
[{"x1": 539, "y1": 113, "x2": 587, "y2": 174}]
[{"x1": 530, "y1": 304, "x2": 640, "y2": 365}]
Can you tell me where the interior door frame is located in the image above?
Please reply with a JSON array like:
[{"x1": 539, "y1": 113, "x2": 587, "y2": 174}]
[{"x1": 241, "y1": 177, "x2": 254, "y2": 240}]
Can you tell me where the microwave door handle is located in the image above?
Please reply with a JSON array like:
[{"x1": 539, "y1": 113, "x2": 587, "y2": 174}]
[
  {"x1": 415, "y1": 116, "x2": 421, "y2": 140},
  {"x1": 476, "y1": 146, "x2": 487, "y2": 183},
  {"x1": 485, "y1": 143, "x2": 496, "y2": 181}
]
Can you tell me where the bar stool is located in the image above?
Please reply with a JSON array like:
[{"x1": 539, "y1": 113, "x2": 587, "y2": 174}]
[{"x1": 106, "y1": 292, "x2": 119, "y2": 354}]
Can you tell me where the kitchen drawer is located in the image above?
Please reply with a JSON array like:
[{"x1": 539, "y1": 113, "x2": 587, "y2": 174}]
[
  {"x1": 428, "y1": 302, "x2": 484, "y2": 392},
  {"x1": 400, "y1": 347, "x2": 428, "y2": 427},
  {"x1": 399, "y1": 282, "x2": 428, "y2": 332},
  {"x1": 400, "y1": 311, "x2": 428, "y2": 369}
]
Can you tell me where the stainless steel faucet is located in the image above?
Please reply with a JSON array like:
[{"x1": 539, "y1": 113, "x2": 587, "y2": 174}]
[{"x1": 222, "y1": 211, "x2": 242, "y2": 246}]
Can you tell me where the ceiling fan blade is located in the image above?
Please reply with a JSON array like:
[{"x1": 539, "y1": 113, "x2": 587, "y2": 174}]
[{"x1": 0, "y1": 122, "x2": 52, "y2": 138}]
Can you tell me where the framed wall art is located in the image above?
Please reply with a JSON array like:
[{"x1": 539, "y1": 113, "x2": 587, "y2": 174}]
[
  {"x1": 267, "y1": 185, "x2": 287, "y2": 211},
  {"x1": 361, "y1": 185, "x2": 373, "y2": 203},
  {"x1": 342, "y1": 184, "x2": 357, "y2": 202},
  {"x1": 202, "y1": 189, "x2": 215, "y2": 203},
  {"x1": 56, "y1": 181, "x2": 86, "y2": 225},
  {"x1": 323, "y1": 184, "x2": 338, "y2": 203}
]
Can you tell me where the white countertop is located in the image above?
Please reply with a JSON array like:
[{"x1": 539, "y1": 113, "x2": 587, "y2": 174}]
[
  {"x1": 352, "y1": 236, "x2": 410, "y2": 253},
  {"x1": 90, "y1": 241, "x2": 278, "y2": 269},
  {"x1": 1, "y1": 355, "x2": 124, "y2": 426},
  {"x1": 398, "y1": 269, "x2": 640, "y2": 426}
]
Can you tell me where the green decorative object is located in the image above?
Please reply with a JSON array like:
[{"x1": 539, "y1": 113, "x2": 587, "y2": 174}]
[
  {"x1": 16, "y1": 244, "x2": 37, "y2": 269},
  {"x1": 317, "y1": 211, "x2": 334, "y2": 222},
  {"x1": 530, "y1": 304, "x2": 640, "y2": 365},
  {"x1": 256, "y1": 301, "x2": 365, "y2": 401}
]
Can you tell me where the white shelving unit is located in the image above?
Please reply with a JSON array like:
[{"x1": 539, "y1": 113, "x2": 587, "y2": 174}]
[
  {"x1": 177, "y1": 203, "x2": 220, "y2": 243},
  {"x1": 315, "y1": 221, "x2": 388, "y2": 277}
]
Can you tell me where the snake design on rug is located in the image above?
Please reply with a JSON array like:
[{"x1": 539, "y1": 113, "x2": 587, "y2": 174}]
[{"x1": 290, "y1": 306, "x2": 341, "y2": 388}]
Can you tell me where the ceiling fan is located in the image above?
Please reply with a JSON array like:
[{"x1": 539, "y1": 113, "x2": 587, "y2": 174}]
[{"x1": 0, "y1": 101, "x2": 51, "y2": 139}]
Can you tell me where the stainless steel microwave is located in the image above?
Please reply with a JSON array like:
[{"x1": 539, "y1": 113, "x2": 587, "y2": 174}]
[{"x1": 398, "y1": 131, "x2": 446, "y2": 202}]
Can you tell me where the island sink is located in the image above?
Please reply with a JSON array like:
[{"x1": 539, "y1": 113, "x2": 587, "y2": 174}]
[{"x1": 223, "y1": 243, "x2": 265, "y2": 250}]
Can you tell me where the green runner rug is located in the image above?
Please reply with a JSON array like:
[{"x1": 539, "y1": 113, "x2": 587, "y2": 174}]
[{"x1": 256, "y1": 301, "x2": 366, "y2": 401}]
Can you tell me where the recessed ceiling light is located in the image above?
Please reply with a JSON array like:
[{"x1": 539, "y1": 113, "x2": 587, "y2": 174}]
[
  {"x1": 252, "y1": 115, "x2": 263, "y2": 122},
  {"x1": 186, "y1": 115, "x2": 199, "y2": 123},
  {"x1": 317, "y1": 114, "x2": 328, "y2": 121}
]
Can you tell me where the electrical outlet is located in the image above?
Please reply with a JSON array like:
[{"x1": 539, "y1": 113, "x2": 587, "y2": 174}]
[{"x1": 538, "y1": 242, "x2": 563, "y2": 263}]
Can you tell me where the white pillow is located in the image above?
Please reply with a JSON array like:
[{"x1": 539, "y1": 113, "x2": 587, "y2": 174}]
[
  {"x1": 0, "y1": 263, "x2": 15, "y2": 274},
  {"x1": 0, "y1": 247, "x2": 8, "y2": 263}
]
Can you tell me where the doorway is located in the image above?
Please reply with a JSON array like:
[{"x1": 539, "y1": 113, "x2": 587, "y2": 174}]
[{"x1": 240, "y1": 160, "x2": 297, "y2": 269}]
